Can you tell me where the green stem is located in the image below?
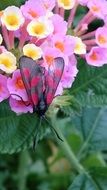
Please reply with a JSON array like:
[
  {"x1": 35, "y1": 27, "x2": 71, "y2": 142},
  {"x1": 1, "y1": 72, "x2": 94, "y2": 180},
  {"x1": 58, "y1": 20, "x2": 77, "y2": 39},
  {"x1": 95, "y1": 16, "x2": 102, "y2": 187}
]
[
  {"x1": 18, "y1": 150, "x2": 31, "y2": 190},
  {"x1": 51, "y1": 117, "x2": 87, "y2": 174}
]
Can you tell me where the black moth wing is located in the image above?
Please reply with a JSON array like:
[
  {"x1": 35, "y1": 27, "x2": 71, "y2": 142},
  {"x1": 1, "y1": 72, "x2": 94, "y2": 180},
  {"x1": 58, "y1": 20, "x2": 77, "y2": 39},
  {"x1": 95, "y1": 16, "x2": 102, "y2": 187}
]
[
  {"x1": 44, "y1": 57, "x2": 64, "y2": 106},
  {"x1": 19, "y1": 56, "x2": 43, "y2": 108}
]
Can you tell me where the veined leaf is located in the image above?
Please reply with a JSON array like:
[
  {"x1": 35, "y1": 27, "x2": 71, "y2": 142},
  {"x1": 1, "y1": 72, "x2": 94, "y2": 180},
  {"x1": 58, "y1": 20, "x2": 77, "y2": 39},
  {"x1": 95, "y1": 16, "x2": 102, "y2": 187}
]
[
  {"x1": 71, "y1": 107, "x2": 107, "y2": 155},
  {"x1": 0, "y1": 101, "x2": 47, "y2": 153},
  {"x1": 68, "y1": 174, "x2": 98, "y2": 190},
  {"x1": 75, "y1": 93, "x2": 107, "y2": 107},
  {"x1": 71, "y1": 59, "x2": 107, "y2": 95},
  {"x1": 71, "y1": 58, "x2": 107, "y2": 107}
]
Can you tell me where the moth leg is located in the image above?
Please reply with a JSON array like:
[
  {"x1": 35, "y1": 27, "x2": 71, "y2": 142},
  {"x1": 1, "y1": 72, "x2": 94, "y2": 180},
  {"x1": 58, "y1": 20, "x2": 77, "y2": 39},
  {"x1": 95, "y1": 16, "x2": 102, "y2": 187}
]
[
  {"x1": 33, "y1": 117, "x2": 43, "y2": 150},
  {"x1": 43, "y1": 116, "x2": 63, "y2": 142}
]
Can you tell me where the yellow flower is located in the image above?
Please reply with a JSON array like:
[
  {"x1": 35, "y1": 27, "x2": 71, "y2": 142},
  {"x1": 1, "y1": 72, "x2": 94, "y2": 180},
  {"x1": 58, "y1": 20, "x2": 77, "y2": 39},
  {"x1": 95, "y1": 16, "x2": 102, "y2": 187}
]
[
  {"x1": 0, "y1": 34, "x2": 3, "y2": 45},
  {"x1": 74, "y1": 37, "x2": 86, "y2": 54},
  {"x1": 1, "y1": 6, "x2": 25, "y2": 31},
  {"x1": 57, "y1": 0, "x2": 76, "y2": 10},
  {"x1": 0, "y1": 52, "x2": 17, "y2": 73},
  {"x1": 27, "y1": 16, "x2": 54, "y2": 39},
  {"x1": 23, "y1": 44, "x2": 43, "y2": 60}
]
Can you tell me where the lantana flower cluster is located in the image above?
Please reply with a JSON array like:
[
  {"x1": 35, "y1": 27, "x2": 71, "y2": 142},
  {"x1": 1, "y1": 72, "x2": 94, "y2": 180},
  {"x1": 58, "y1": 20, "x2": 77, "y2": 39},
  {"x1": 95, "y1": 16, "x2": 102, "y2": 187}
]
[{"x1": 0, "y1": 0, "x2": 107, "y2": 114}]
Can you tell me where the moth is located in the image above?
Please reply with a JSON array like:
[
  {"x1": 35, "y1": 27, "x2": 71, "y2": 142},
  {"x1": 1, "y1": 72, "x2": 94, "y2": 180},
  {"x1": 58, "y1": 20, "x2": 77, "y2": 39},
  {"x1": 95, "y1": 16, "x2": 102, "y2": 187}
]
[{"x1": 19, "y1": 56, "x2": 64, "y2": 148}]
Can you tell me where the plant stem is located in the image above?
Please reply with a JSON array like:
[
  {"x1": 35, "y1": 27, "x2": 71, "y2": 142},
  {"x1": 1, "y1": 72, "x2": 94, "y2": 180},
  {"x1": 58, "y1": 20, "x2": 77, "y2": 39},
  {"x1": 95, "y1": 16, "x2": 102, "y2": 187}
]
[
  {"x1": 51, "y1": 117, "x2": 87, "y2": 175},
  {"x1": 18, "y1": 150, "x2": 31, "y2": 190}
]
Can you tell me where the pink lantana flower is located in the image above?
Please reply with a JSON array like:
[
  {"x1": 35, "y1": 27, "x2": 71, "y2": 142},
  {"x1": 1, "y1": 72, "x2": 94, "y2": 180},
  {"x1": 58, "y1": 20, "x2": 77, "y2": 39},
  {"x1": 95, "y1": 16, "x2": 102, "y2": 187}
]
[
  {"x1": 42, "y1": 47, "x2": 61, "y2": 68},
  {"x1": 86, "y1": 47, "x2": 107, "y2": 66},
  {"x1": 9, "y1": 97, "x2": 33, "y2": 114},
  {"x1": 7, "y1": 69, "x2": 28, "y2": 101},
  {"x1": 95, "y1": 26, "x2": 107, "y2": 48},
  {"x1": 61, "y1": 55, "x2": 78, "y2": 88},
  {"x1": 42, "y1": 46, "x2": 69, "y2": 69},
  {"x1": 0, "y1": 74, "x2": 9, "y2": 102},
  {"x1": 42, "y1": 0, "x2": 56, "y2": 11},
  {"x1": 87, "y1": 0, "x2": 107, "y2": 19},
  {"x1": 0, "y1": 46, "x2": 7, "y2": 54},
  {"x1": 51, "y1": 34, "x2": 75, "y2": 56},
  {"x1": 51, "y1": 14, "x2": 67, "y2": 36},
  {"x1": 21, "y1": 0, "x2": 46, "y2": 20}
]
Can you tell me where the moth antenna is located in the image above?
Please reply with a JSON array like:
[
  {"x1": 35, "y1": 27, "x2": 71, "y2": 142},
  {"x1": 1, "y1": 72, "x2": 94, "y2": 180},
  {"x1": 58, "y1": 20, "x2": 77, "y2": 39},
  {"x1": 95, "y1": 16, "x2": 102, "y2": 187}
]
[
  {"x1": 10, "y1": 93, "x2": 30, "y2": 106},
  {"x1": 43, "y1": 116, "x2": 63, "y2": 142},
  {"x1": 33, "y1": 117, "x2": 42, "y2": 150}
]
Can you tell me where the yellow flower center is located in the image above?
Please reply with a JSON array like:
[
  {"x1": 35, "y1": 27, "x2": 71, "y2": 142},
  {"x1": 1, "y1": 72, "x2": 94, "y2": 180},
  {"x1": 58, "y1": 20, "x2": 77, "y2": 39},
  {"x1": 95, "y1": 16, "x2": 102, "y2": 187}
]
[
  {"x1": 55, "y1": 41, "x2": 64, "y2": 52},
  {"x1": 6, "y1": 14, "x2": 19, "y2": 26},
  {"x1": 0, "y1": 57, "x2": 12, "y2": 68},
  {"x1": 75, "y1": 43, "x2": 81, "y2": 51},
  {"x1": 26, "y1": 49, "x2": 38, "y2": 58},
  {"x1": 32, "y1": 23, "x2": 45, "y2": 35},
  {"x1": 60, "y1": 0, "x2": 71, "y2": 6}
]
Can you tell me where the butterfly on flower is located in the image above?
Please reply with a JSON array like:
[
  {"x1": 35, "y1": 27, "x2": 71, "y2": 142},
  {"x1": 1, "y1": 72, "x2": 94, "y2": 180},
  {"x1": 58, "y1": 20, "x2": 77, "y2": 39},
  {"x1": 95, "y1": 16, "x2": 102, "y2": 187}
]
[{"x1": 19, "y1": 56, "x2": 64, "y2": 148}]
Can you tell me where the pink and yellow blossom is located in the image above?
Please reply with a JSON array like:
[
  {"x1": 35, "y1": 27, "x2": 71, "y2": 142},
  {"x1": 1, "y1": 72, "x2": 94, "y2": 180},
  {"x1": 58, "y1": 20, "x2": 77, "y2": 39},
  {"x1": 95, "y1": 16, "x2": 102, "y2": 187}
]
[
  {"x1": 73, "y1": 37, "x2": 86, "y2": 54},
  {"x1": 23, "y1": 44, "x2": 43, "y2": 60},
  {"x1": 1, "y1": 6, "x2": 25, "y2": 31},
  {"x1": 57, "y1": 0, "x2": 76, "y2": 10},
  {"x1": 27, "y1": 16, "x2": 54, "y2": 39},
  {"x1": 0, "y1": 52, "x2": 16, "y2": 73}
]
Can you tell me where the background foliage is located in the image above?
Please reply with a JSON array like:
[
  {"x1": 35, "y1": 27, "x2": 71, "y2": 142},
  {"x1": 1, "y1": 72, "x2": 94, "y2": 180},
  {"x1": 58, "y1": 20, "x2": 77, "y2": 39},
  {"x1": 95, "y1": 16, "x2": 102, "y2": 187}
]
[{"x1": 0, "y1": 0, "x2": 107, "y2": 190}]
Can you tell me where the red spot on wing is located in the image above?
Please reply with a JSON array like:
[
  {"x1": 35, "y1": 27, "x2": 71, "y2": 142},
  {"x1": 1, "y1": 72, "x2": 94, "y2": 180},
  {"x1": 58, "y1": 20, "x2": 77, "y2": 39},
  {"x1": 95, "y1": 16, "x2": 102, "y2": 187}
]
[
  {"x1": 23, "y1": 68, "x2": 30, "y2": 78},
  {"x1": 55, "y1": 69, "x2": 62, "y2": 77},
  {"x1": 31, "y1": 76, "x2": 40, "y2": 87},
  {"x1": 47, "y1": 92, "x2": 54, "y2": 104},
  {"x1": 31, "y1": 93, "x2": 39, "y2": 105},
  {"x1": 46, "y1": 76, "x2": 53, "y2": 87}
]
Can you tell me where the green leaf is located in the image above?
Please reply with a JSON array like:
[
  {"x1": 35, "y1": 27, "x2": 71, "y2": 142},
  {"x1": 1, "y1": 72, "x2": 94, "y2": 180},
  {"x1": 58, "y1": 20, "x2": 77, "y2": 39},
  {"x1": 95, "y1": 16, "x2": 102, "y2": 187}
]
[
  {"x1": 90, "y1": 167, "x2": 107, "y2": 177},
  {"x1": 71, "y1": 59, "x2": 107, "y2": 95},
  {"x1": 0, "y1": 0, "x2": 25, "y2": 10},
  {"x1": 70, "y1": 59, "x2": 107, "y2": 108},
  {"x1": 68, "y1": 174, "x2": 98, "y2": 190},
  {"x1": 82, "y1": 153, "x2": 105, "y2": 169},
  {"x1": 71, "y1": 107, "x2": 107, "y2": 155},
  {"x1": 75, "y1": 93, "x2": 107, "y2": 107},
  {"x1": 0, "y1": 101, "x2": 47, "y2": 153},
  {"x1": 90, "y1": 168, "x2": 107, "y2": 190}
]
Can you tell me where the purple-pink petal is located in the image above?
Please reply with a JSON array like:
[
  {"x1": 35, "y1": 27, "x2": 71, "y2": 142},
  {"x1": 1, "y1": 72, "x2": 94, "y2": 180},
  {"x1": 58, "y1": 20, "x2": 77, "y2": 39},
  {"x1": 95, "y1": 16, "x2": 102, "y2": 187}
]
[
  {"x1": 9, "y1": 97, "x2": 33, "y2": 114},
  {"x1": 0, "y1": 74, "x2": 9, "y2": 102},
  {"x1": 7, "y1": 69, "x2": 28, "y2": 101},
  {"x1": 86, "y1": 47, "x2": 107, "y2": 66}
]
